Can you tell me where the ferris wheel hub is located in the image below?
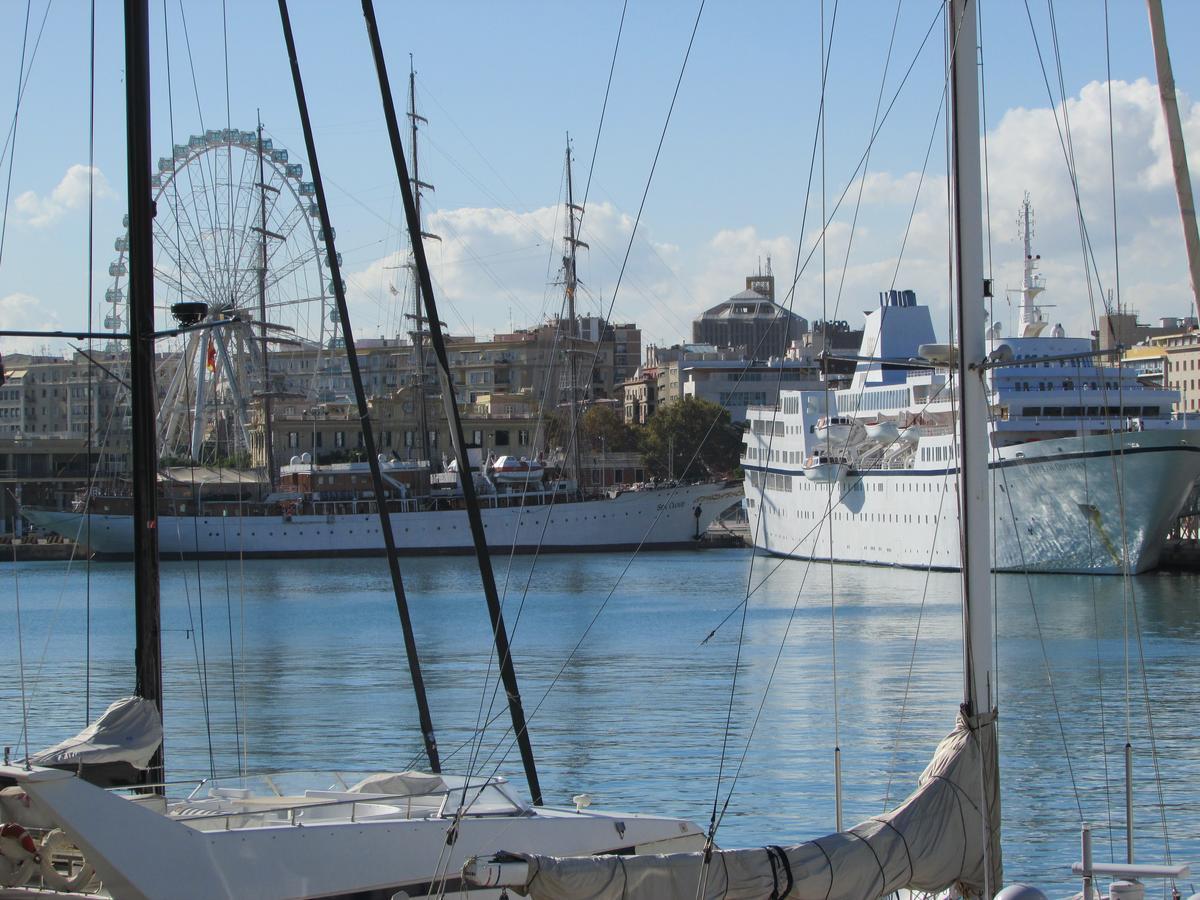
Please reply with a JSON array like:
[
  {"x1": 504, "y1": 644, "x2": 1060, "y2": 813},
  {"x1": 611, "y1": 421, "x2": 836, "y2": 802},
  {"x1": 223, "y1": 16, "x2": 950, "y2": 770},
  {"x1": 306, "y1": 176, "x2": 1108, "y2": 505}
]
[{"x1": 170, "y1": 301, "x2": 209, "y2": 326}]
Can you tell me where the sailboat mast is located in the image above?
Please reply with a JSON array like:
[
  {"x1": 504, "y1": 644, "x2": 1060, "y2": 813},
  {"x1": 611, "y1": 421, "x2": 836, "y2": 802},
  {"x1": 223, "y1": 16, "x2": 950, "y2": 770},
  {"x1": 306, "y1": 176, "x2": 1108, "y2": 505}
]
[
  {"x1": 949, "y1": 4, "x2": 1002, "y2": 893},
  {"x1": 1145, "y1": 0, "x2": 1200, "y2": 319},
  {"x1": 123, "y1": 0, "x2": 164, "y2": 783},
  {"x1": 276, "y1": 0, "x2": 442, "y2": 773},
  {"x1": 359, "y1": 0, "x2": 544, "y2": 805},
  {"x1": 948, "y1": 0, "x2": 993, "y2": 720},
  {"x1": 408, "y1": 63, "x2": 431, "y2": 464},
  {"x1": 563, "y1": 140, "x2": 587, "y2": 489},
  {"x1": 256, "y1": 115, "x2": 278, "y2": 485}
]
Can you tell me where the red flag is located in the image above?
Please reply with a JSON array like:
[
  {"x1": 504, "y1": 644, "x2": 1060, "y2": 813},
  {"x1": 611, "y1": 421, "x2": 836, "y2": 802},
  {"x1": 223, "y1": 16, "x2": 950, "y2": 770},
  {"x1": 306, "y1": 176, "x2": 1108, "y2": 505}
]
[{"x1": 206, "y1": 339, "x2": 217, "y2": 374}]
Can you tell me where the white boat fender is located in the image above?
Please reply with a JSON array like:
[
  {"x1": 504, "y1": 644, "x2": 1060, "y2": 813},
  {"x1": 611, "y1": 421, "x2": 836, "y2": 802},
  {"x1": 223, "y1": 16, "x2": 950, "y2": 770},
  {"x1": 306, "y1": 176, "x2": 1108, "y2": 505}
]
[
  {"x1": 39, "y1": 829, "x2": 96, "y2": 893},
  {"x1": 0, "y1": 822, "x2": 39, "y2": 887}
]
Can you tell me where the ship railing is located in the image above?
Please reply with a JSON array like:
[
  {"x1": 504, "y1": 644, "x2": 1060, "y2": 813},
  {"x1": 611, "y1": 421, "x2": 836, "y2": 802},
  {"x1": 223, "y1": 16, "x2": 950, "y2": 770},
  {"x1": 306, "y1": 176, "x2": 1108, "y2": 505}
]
[
  {"x1": 852, "y1": 456, "x2": 913, "y2": 472},
  {"x1": 308, "y1": 499, "x2": 417, "y2": 516}
]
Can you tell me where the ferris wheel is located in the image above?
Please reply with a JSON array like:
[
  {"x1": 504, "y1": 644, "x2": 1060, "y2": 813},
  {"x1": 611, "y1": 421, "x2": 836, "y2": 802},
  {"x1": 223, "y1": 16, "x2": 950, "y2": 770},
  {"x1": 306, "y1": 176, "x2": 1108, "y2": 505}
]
[{"x1": 104, "y1": 126, "x2": 339, "y2": 463}]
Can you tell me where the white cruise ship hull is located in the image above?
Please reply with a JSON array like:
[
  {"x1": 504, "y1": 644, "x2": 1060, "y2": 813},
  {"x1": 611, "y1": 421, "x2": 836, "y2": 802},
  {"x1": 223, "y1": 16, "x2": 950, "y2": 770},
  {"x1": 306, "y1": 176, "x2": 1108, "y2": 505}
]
[
  {"x1": 26, "y1": 483, "x2": 741, "y2": 560},
  {"x1": 744, "y1": 431, "x2": 1200, "y2": 574}
]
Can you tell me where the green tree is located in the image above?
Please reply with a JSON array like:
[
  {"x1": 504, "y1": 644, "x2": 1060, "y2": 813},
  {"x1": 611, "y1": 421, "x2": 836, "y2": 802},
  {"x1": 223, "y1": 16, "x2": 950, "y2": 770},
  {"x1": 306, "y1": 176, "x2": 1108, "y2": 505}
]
[
  {"x1": 580, "y1": 404, "x2": 638, "y2": 452},
  {"x1": 639, "y1": 397, "x2": 742, "y2": 481},
  {"x1": 545, "y1": 404, "x2": 639, "y2": 453}
]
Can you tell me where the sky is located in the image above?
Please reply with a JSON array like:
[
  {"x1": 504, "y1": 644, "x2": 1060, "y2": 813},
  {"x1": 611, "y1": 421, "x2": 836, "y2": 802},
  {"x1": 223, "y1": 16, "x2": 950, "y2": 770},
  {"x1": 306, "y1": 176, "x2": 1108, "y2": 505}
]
[{"x1": 2, "y1": 0, "x2": 1200, "y2": 360}]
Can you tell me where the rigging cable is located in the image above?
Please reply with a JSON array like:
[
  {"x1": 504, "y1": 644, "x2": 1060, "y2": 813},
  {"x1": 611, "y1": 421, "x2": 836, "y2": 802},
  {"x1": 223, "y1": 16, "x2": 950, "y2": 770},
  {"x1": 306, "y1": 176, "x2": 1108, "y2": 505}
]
[
  {"x1": 817, "y1": 0, "x2": 844, "y2": 833},
  {"x1": 1027, "y1": 0, "x2": 1175, "y2": 866},
  {"x1": 85, "y1": 0, "x2": 96, "y2": 723},
  {"x1": 459, "y1": 0, "x2": 717, "y2": 796},
  {"x1": 8, "y1": 491, "x2": 31, "y2": 764},
  {"x1": 162, "y1": 0, "x2": 217, "y2": 779},
  {"x1": 0, "y1": 0, "x2": 39, "y2": 272},
  {"x1": 219, "y1": 0, "x2": 244, "y2": 776},
  {"x1": 576, "y1": 0, "x2": 628, "y2": 225}
]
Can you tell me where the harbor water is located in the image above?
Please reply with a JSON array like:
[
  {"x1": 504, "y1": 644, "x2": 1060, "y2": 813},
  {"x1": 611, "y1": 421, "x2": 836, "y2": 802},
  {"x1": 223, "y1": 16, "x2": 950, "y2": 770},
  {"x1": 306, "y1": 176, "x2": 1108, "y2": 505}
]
[{"x1": 2, "y1": 548, "x2": 1199, "y2": 891}]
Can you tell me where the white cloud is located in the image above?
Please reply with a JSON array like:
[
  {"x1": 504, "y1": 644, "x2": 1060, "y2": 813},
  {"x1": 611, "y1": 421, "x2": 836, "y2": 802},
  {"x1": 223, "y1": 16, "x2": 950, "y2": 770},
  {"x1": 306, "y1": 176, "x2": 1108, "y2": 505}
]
[
  {"x1": 0, "y1": 292, "x2": 65, "y2": 355},
  {"x1": 338, "y1": 79, "x2": 1200, "y2": 352},
  {"x1": 979, "y1": 78, "x2": 1200, "y2": 337},
  {"x1": 14, "y1": 164, "x2": 112, "y2": 228}
]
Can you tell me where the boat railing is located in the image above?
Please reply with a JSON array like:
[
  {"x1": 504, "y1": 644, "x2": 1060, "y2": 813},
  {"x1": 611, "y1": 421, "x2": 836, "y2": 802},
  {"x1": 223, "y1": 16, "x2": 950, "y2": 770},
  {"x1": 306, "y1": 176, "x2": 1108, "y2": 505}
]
[
  {"x1": 308, "y1": 498, "x2": 417, "y2": 516},
  {"x1": 121, "y1": 771, "x2": 523, "y2": 830}
]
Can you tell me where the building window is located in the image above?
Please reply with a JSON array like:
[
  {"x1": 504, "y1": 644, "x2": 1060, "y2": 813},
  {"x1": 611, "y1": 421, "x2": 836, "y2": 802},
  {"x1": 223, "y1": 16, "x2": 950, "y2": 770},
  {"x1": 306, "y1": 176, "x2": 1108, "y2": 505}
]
[
  {"x1": 428, "y1": 430, "x2": 438, "y2": 449},
  {"x1": 356, "y1": 431, "x2": 365, "y2": 448},
  {"x1": 288, "y1": 432, "x2": 300, "y2": 448},
  {"x1": 335, "y1": 431, "x2": 346, "y2": 448},
  {"x1": 382, "y1": 430, "x2": 392, "y2": 448},
  {"x1": 315, "y1": 431, "x2": 323, "y2": 448},
  {"x1": 472, "y1": 429, "x2": 483, "y2": 445},
  {"x1": 404, "y1": 430, "x2": 414, "y2": 448},
  {"x1": 495, "y1": 429, "x2": 510, "y2": 447},
  {"x1": 518, "y1": 429, "x2": 529, "y2": 446}
]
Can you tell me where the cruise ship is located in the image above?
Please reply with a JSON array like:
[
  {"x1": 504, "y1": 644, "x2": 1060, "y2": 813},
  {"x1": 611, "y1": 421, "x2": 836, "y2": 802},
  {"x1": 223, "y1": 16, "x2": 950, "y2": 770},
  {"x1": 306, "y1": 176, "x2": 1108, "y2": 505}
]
[{"x1": 742, "y1": 227, "x2": 1200, "y2": 574}]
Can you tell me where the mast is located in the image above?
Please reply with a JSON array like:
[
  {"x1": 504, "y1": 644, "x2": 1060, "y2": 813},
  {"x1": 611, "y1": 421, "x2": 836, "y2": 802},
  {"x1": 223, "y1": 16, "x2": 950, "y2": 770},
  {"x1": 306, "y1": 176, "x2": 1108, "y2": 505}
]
[
  {"x1": 1145, "y1": 0, "x2": 1200, "y2": 319},
  {"x1": 949, "y1": 0, "x2": 993, "y2": 723},
  {"x1": 1017, "y1": 195, "x2": 1046, "y2": 338},
  {"x1": 949, "y1": 0, "x2": 1000, "y2": 889},
  {"x1": 406, "y1": 61, "x2": 435, "y2": 464},
  {"x1": 276, "y1": 0, "x2": 441, "y2": 773},
  {"x1": 360, "y1": 0, "x2": 544, "y2": 805},
  {"x1": 256, "y1": 114, "x2": 278, "y2": 485},
  {"x1": 562, "y1": 139, "x2": 587, "y2": 490},
  {"x1": 123, "y1": 0, "x2": 164, "y2": 784}
]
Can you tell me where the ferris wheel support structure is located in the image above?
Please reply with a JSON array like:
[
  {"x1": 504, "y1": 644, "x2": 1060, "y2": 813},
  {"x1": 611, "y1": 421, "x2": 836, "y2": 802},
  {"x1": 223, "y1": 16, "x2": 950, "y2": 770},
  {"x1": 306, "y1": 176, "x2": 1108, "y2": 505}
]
[{"x1": 105, "y1": 127, "x2": 335, "y2": 466}]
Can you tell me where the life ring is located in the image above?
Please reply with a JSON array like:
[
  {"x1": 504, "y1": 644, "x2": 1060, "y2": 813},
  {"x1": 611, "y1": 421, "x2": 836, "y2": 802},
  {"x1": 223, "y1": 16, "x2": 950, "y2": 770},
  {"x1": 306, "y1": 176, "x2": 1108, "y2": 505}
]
[
  {"x1": 0, "y1": 822, "x2": 39, "y2": 887},
  {"x1": 39, "y1": 829, "x2": 97, "y2": 893}
]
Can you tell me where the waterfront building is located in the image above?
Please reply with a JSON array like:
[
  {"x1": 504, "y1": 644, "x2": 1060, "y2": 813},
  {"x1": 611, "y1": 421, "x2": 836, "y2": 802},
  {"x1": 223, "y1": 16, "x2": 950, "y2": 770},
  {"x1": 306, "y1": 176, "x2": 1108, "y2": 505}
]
[
  {"x1": 1132, "y1": 328, "x2": 1200, "y2": 415},
  {"x1": 691, "y1": 270, "x2": 808, "y2": 357}
]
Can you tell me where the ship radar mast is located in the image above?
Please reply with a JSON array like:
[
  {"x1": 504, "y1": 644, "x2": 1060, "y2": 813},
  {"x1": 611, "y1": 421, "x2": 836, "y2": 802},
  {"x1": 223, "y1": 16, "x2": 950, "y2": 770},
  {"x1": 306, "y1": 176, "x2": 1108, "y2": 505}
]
[{"x1": 1018, "y1": 193, "x2": 1048, "y2": 337}]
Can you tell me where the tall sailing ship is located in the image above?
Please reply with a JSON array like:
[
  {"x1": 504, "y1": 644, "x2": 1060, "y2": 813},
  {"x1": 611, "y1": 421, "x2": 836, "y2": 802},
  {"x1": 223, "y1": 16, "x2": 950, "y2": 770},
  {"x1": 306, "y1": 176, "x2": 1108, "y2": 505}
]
[
  {"x1": 23, "y1": 97, "x2": 740, "y2": 560},
  {"x1": 741, "y1": 198, "x2": 1200, "y2": 574}
]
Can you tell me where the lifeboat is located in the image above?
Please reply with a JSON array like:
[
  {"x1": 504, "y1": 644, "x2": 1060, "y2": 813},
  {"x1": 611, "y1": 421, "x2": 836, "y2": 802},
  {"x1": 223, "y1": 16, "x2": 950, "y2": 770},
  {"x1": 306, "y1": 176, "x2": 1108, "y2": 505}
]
[
  {"x1": 802, "y1": 450, "x2": 849, "y2": 483},
  {"x1": 490, "y1": 455, "x2": 546, "y2": 484},
  {"x1": 865, "y1": 420, "x2": 900, "y2": 442},
  {"x1": 898, "y1": 424, "x2": 922, "y2": 443},
  {"x1": 814, "y1": 415, "x2": 861, "y2": 445}
]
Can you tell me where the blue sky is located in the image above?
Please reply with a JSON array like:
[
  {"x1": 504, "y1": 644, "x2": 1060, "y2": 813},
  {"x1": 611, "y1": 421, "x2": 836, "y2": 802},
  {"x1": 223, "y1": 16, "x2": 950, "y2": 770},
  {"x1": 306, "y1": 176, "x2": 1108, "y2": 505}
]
[{"x1": 2, "y1": 1, "x2": 1200, "y2": 356}]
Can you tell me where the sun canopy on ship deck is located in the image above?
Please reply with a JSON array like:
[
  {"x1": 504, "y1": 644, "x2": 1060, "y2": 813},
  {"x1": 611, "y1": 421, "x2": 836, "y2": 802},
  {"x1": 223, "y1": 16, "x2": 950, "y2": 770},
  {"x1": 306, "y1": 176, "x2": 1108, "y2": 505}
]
[{"x1": 159, "y1": 466, "x2": 268, "y2": 486}]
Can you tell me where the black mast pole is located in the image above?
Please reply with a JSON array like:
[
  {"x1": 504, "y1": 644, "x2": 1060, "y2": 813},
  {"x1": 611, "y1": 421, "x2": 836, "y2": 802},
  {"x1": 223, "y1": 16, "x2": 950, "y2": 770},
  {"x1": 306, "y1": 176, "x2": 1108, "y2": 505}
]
[
  {"x1": 276, "y1": 0, "x2": 440, "y2": 773},
  {"x1": 359, "y1": 0, "x2": 543, "y2": 805},
  {"x1": 124, "y1": 0, "x2": 164, "y2": 787}
]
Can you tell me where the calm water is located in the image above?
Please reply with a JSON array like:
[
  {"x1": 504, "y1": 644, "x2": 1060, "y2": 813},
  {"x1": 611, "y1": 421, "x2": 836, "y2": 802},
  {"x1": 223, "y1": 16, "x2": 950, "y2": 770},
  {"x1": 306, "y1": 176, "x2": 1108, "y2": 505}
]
[{"x1": 2, "y1": 548, "x2": 1199, "y2": 892}]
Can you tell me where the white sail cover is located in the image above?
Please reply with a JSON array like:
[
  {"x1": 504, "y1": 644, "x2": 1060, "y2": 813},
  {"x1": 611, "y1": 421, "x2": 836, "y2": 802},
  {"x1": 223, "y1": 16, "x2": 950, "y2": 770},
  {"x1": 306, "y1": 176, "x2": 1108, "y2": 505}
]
[
  {"x1": 485, "y1": 712, "x2": 1000, "y2": 899},
  {"x1": 30, "y1": 697, "x2": 162, "y2": 770}
]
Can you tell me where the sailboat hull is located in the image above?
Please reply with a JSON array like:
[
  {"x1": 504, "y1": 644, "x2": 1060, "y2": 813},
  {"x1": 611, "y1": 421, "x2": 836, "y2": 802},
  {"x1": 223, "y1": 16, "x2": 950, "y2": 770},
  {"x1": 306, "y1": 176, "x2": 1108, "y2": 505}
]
[
  {"x1": 0, "y1": 765, "x2": 703, "y2": 900},
  {"x1": 25, "y1": 483, "x2": 741, "y2": 560},
  {"x1": 745, "y1": 430, "x2": 1200, "y2": 574}
]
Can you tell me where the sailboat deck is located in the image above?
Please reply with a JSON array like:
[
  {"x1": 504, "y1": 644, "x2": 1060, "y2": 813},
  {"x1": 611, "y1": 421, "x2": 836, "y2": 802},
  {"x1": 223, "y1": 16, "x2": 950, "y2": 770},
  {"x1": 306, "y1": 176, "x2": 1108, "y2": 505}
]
[{"x1": 143, "y1": 770, "x2": 531, "y2": 832}]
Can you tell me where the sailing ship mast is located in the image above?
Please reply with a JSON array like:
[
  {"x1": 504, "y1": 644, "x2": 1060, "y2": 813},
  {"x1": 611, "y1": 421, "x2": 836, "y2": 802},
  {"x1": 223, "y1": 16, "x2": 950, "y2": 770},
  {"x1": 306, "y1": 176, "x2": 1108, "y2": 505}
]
[
  {"x1": 405, "y1": 61, "x2": 437, "y2": 464},
  {"x1": 124, "y1": 0, "x2": 164, "y2": 786},
  {"x1": 255, "y1": 114, "x2": 279, "y2": 486},
  {"x1": 562, "y1": 139, "x2": 587, "y2": 489}
]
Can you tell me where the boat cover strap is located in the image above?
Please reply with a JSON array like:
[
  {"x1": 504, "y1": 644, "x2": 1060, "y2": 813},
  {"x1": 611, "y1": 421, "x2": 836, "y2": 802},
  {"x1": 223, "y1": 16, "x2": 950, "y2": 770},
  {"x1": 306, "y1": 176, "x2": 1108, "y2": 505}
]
[{"x1": 766, "y1": 844, "x2": 793, "y2": 898}]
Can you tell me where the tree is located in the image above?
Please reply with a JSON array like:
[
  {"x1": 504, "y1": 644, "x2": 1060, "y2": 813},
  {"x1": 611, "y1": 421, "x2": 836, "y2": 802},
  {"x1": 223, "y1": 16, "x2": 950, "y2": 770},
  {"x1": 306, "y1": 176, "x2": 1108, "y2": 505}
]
[
  {"x1": 580, "y1": 404, "x2": 638, "y2": 452},
  {"x1": 639, "y1": 397, "x2": 742, "y2": 481},
  {"x1": 544, "y1": 404, "x2": 638, "y2": 453}
]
